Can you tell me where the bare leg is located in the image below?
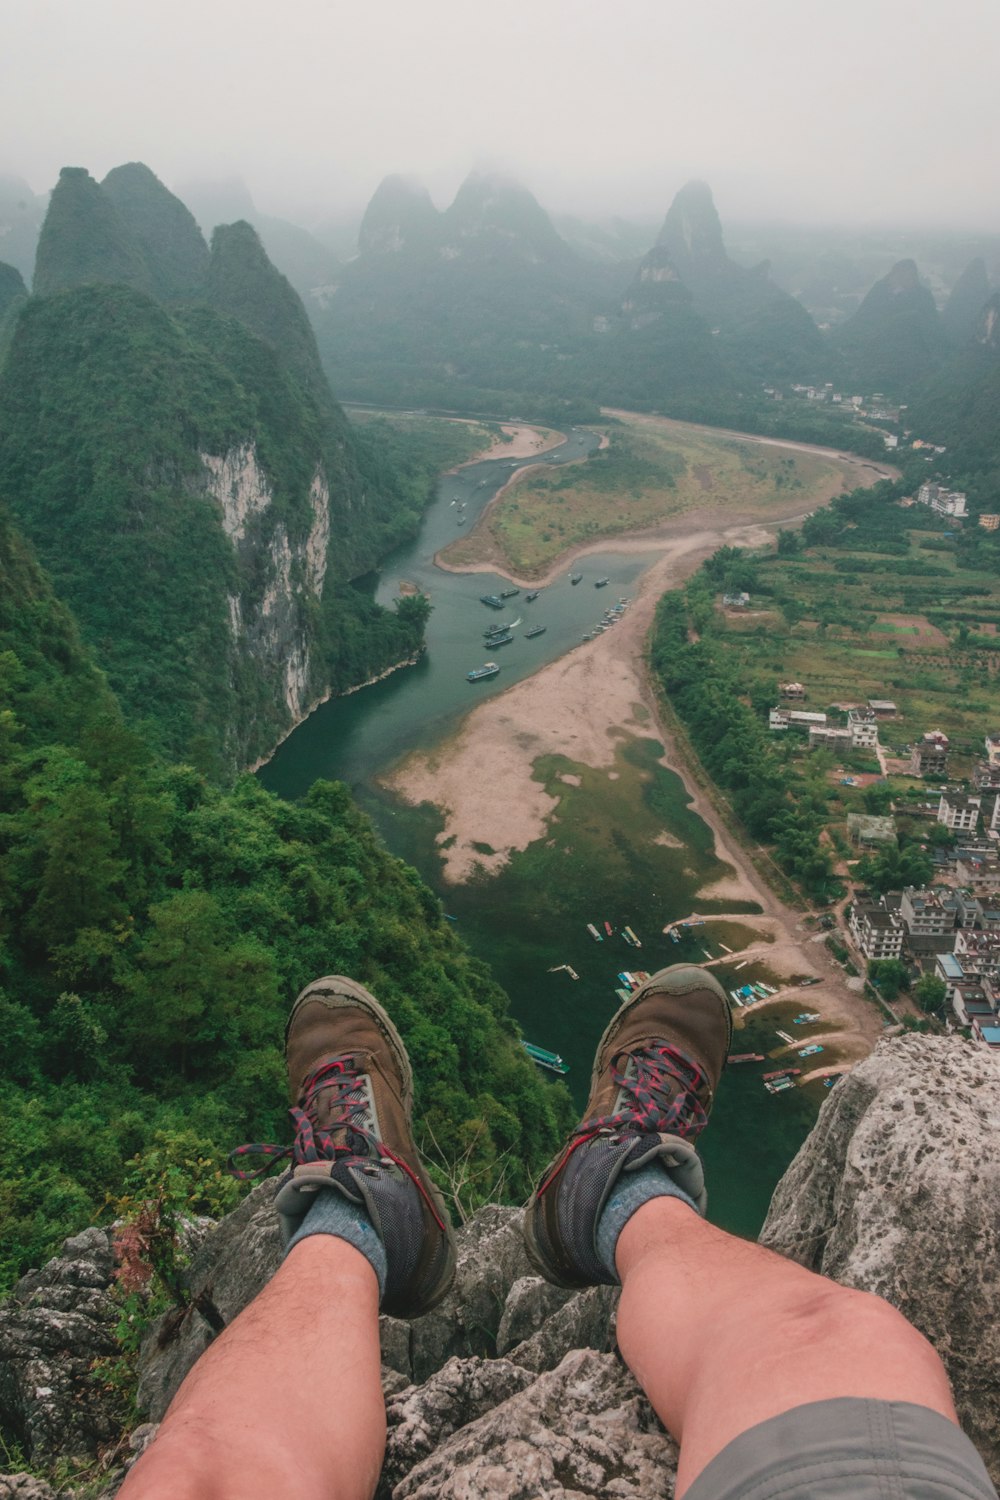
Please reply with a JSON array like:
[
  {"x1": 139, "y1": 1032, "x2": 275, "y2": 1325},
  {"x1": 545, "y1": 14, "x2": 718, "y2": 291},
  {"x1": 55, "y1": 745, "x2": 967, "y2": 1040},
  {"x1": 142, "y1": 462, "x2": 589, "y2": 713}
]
[
  {"x1": 615, "y1": 1197, "x2": 957, "y2": 1499},
  {"x1": 119, "y1": 1236, "x2": 385, "y2": 1500}
]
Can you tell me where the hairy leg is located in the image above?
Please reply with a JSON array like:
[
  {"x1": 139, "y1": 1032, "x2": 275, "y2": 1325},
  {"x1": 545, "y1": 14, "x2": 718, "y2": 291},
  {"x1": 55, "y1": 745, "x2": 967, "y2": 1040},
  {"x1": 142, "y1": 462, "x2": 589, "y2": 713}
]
[
  {"x1": 119, "y1": 1235, "x2": 385, "y2": 1500},
  {"x1": 615, "y1": 1197, "x2": 956, "y2": 1499}
]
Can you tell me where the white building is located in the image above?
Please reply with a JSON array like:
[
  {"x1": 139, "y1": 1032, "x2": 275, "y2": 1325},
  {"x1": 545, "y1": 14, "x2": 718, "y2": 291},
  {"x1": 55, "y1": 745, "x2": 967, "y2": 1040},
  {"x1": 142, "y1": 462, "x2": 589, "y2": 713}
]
[
  {"x1": 847, "y1": 709, "x2": 880, "y2": 750},
  {"x1": 850, "y1": 902, "x2": 905, "y2": 960},
  {"x1": 899, "y1": 887, "x2": 953, "y2": 937},
  {"x1": 937, "y1": 792, "x2": 981, "y2": 833},
  {"x1": 916, "y1": 483, "x2": 968, "y2": 519}
]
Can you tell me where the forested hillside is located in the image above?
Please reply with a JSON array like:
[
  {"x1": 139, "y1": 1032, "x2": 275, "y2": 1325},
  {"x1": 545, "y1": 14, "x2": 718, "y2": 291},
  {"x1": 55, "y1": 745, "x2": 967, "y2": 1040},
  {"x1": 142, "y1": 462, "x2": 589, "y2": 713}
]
[
  {"x1": 0, "y1": 165, "x2": 442, "y2": 774},
  {"x1": 0, "y1": 500, "x2": 572, "y2": 1288}
]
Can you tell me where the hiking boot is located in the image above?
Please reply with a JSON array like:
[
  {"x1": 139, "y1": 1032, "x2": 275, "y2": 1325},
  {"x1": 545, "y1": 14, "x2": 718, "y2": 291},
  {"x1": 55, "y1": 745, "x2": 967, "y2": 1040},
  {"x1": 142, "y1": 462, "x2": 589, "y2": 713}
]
[
  {"x1": 523, "y1": 964, "x2": 732, "y2": 1289},
  {"x1": 231, "y1": 975, "x2": 457, "y2": 1318}
]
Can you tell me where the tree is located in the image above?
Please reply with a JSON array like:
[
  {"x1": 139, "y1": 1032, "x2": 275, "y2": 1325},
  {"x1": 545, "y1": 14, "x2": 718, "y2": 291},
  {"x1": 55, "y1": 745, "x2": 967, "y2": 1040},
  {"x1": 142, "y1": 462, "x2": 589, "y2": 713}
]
[
  {"x1": 868, "y1": 958, "x2": 909, "y2": 1000},
  {"x1": 913, "y1": 973, "x2": 948, "y2": 1019}
]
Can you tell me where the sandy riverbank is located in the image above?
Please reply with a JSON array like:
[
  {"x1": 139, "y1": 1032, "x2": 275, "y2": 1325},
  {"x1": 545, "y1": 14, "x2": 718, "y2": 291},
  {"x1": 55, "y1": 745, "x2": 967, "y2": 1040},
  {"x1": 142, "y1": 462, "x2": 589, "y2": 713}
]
[
  {"x1": 384, "y1": 417, "x2": 892, "y2": 1049},
  {"x1": 448, "y1": 420, "x2": 565, "y2": 467}
]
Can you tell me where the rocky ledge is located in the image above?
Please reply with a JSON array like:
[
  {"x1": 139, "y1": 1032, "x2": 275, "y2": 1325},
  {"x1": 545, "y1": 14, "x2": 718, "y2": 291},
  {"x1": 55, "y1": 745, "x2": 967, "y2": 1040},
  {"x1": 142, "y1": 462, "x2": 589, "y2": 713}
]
[{"x1": 2, "y1": 1034, "x2": 998, "y2": 1498}]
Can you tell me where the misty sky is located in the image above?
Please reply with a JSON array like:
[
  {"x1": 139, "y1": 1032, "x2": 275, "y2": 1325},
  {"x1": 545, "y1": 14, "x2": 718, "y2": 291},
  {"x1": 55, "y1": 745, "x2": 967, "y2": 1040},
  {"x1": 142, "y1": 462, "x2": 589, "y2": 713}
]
[{"x1": 4, "y1": 0, "x2": 999, "y2": 230}]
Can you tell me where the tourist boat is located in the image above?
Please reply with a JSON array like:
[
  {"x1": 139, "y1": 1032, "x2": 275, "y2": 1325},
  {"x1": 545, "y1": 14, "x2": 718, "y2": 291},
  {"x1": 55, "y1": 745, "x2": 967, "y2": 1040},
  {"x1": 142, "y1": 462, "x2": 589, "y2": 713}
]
[
  {"x1": 798, "y1": 1044, "x2": 824, "y2": 1058},
  {"x1": 618, "y1": 971, "x2": 634, "y2": 987},
  {"x1": 525, "y1": 590, "x2": 540, "y2": 602},
  {"x1": 794, "y1": 1012, "x2": 821, "y2": 1024},
  {"x1": 604, "y1": 921, "x2": 613, "y2": 937},
  {"x1": 457, "y1": 516, "x2": 465, "y2": 524},
  {"x1": 582, "y1": 633, "x2": 593, "y2": 641},
  {"x1": 525, "y1": 625, "x2": 547, "y2": 639},
  {"x1": 615, "y1": 987, "x2": 631, "y2": 1004},
  {"x1": 595, "y1": 578, "x2": 609, "y2": 588},
  {"x1": 728, "y1": 1053, "x2": 765, "y2": 1064},
  {"x1": 762, "y1": 1067, "x2": 801, "y2": 1081},
  {"x1": 522, "y1": 1041, "x2": 569, "y2": 1075},
  {"x1": 587, "y1": 923, "x2": 603, "y2": 942},
  {"x1": 480, "y1": 594, "x2": 504, "y2": 609},
  {"x1": 623, "y1": 926, "x2": 641, "y2": 947},
  {"x1": 486, "y1": 630, "x2": 514, "y2": 647},
  {"x1": 466, "y1": 662, "x2": 500, "y2": 682},
  {"x1": 570, "y1": 573, "x2": 582, "y2": 585},
  {"x1": 669, "y1": 929, "x2": 680, "y2": 943},
  {"x1": 484, "y1": 624, "x2": 511, "y2": 638},
  {"x1": 765, "y1": 1077, "x2": 795, "y2": 1094},
  {"x1": 500, "y1": 587, "x2": 520, "y2": 599}
]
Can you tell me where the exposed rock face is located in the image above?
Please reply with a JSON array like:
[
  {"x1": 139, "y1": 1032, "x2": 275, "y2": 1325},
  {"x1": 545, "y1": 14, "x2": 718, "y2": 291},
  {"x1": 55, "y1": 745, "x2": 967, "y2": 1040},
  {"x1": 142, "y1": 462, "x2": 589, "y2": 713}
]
[
  {"x1": 6, "y1": 1036, "x2": 1000, "y2": 1497},
  {"x1": 0, "y1": 1229, "x2": 119, "y2": 1465},
  {"x1": 202, "y1": 444, "x2": 330, "y2": 720},
  {"x1": 761, "y1": 1033, "x2": 1000, "y2": 1484}
]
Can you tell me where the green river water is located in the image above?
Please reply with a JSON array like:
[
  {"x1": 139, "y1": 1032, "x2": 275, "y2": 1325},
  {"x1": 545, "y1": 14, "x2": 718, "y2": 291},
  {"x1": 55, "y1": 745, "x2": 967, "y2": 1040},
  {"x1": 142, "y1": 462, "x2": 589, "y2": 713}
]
[{"x1": 260, "y1": 427, "x2": 820, "y2": 1236}]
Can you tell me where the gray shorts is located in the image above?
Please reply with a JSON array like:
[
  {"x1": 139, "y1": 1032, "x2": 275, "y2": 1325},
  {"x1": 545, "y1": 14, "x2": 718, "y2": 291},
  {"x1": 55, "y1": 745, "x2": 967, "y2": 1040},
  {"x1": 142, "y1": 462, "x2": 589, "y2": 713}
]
[{"x1": 685, "y1": 1399, "x2": 997, "y2": 1500}]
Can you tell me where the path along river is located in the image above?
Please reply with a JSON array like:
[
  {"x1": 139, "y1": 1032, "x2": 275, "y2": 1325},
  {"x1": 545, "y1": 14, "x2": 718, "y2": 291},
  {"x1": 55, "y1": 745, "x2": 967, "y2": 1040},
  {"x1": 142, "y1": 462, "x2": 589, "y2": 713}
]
[{"x1": 260, "y1": 417, "x2": 891, "y2": 1235}]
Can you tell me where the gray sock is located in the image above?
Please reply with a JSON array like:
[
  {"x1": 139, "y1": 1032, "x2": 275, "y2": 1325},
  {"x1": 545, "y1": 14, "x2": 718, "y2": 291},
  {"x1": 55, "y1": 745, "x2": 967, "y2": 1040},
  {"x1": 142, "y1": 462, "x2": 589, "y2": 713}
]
[
  {"x1": 595, "y1": 1162, "x2": 698, "y2": 1281},
  {"x1": 284, "y1": 1186, "x2": 388, "y2": 1297}
]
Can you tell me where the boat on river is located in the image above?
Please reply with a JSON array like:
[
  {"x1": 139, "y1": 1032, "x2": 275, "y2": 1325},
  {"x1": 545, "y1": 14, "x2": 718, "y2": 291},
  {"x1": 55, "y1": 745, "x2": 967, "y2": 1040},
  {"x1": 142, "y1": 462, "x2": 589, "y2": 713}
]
[
  {"x1": 570, "y1": 573, "x2": 583, "y2": 585},
  {"x1": 525, "y1": 625, "x2": 547, "y2": 638},
  {"x1": 522, "y1": 1041, "x2": 569, "y2": 1075},
  {"x1": 467, "y1": 662, "x2": 500, "y2": 682},
  {"x1": 480, "y1": 594, "x2": 504, "y2": 609},
  {"x1": 500, "y1": 587, "x2": 520, "y2": 599},
  {"x1": 487, "y1": 630, "x2": 514, "y2": 647},
  {"x1": 728, "y1": 1053, "x2": 765, "y2": 1064},
  {"x1": 595, "y1": 578, "x2": 609, "y2": 588},
  {"x1": 587, "y1": 922, "x2": 603, "y2": 942},
  {"x1": 526, "y1": 590, "x2": 540, "y2": 602}
]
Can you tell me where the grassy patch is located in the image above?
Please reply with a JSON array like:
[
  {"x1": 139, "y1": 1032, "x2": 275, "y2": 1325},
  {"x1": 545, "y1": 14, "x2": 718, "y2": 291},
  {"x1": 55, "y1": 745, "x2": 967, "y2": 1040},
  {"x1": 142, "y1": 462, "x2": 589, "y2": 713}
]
[{"x1": 453, "y1": 415, "x2": 866, "y2": 576}]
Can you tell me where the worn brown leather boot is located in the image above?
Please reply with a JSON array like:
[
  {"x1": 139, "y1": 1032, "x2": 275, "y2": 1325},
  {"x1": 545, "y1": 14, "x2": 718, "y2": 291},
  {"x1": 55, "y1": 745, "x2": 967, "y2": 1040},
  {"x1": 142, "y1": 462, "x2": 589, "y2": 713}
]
[
  {"x1": 523, "y1": 964, "x2": 732, "y2": 1289},
  {"x1": 232, "y1": 975, "x2": 457, "y2": 1318}
]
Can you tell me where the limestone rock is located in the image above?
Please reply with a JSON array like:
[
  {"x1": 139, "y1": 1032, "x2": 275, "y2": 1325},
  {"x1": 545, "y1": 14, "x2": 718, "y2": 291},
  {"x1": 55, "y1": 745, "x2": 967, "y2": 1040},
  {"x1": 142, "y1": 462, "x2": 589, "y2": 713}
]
[
  {"x1": 136, "y1": 1178, "x2": 281, "y2": 1421},
  {"x1": 495, "y1": 1275, "x2": 573, "y2": 1354},
  {"x1": 761, "y1": 1033, "x2": 1000, "y2": 1485},
  {"x1": 507, "y1": 1284, "x2": 619, "y2": 1374},
  {"x1": 393, "y1": 1348, "x2": 678, "y2": 1499},
  {"x1": 0, "y1": 1477, "x2": 66, "y2": 1499},
  {"x1": 380, "y1": 1356, "x2": 537, "y2": 1496},
  {"x1": 0, "y1": 1228, "x2": 120, "y2": 1464},
  {"x1": 409, "y1": 1206, "x2": 534, "y2": 1382}
]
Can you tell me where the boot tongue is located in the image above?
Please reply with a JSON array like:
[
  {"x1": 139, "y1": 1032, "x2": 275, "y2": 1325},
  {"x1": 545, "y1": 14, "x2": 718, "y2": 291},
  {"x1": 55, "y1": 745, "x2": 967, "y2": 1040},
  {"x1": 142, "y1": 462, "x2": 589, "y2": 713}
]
[
  {"x1": 304, "y1": 1059, "x2": 382, "y2": 1154},
  {"x1": 611, "y1": 1050, "x2": 677, "y2": 1119}
]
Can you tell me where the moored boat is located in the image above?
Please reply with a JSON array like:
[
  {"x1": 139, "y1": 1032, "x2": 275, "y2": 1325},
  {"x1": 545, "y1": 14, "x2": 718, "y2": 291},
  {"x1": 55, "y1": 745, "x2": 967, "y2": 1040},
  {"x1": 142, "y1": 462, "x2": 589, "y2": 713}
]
[
  {"x1": 587, "y1": 922, "x2": 603, "y2": 942},
  {"x1": 522, "y1": 1041, "x2": 569, "y2": 1075},
  {"x1": 525, "y1": 590, "x2": 540, "y2": 602},
  {"x1": 570, "y1": 573, "x2": 582, "y2": 585},
  {"x1": 728, "y1": 1053, "x2": 765, "y2": 1064},
  {"x1": 595, "y1": 577, "x2": 609, "y2": 588},
  {"x1": 466, "y1": 661, "x2": 500, "y2": 682},
  {"x1": 480, "y1": 594, "x2": 504, "y2": 609},
  {"x1": 500, "y1": 587, "x2": 520, "y2": 599},
  {"x1": 525, "y1": 625, "x2": 547, "y2": 638}
]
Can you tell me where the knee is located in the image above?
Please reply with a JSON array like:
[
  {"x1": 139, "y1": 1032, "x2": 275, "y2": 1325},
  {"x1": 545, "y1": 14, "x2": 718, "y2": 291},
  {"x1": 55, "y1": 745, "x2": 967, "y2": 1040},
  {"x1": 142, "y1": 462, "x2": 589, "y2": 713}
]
[{"x1": 799, "y1": 1282, "x2": 948, "y2": 1381}]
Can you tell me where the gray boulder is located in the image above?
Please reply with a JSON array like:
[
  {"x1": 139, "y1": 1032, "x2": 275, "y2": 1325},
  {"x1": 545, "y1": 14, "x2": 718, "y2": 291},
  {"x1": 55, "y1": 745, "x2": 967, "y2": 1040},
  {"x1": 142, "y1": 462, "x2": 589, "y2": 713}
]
[
  {"x1": 393, "y1": 1348, "x2": 678, "y2": 1499},
  {"x1": 0, "y1": 1229, "x2": 120, "y2": 1464},
  {"x1": 761, "y1": 1033, "x2": 1000, "y2": 1486},
  {"x1": 380, "y1": 1355, "x2": 538, "y2": 1496},
  {"x1": 507, "y1": 1284, "x2": 619, "y2": 1374},
  {"x1": 495, "y1": 1275, "x2": 573, "y2": 1354}
]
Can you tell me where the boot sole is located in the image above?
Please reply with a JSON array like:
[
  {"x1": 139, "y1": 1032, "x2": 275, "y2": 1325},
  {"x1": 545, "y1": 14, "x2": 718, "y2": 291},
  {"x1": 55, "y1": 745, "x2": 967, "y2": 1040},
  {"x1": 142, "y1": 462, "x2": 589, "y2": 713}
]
[{"x1": 286, "y1": 976, "x2": 457, "y2": 1312}]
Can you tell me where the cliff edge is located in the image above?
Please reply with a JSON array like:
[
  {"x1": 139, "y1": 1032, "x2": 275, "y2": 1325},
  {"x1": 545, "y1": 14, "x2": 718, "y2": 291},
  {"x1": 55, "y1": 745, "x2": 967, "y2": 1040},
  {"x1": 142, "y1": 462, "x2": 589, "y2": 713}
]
[{"x1": 2, "y1": 1034, "x2": 998, "y2": 1497}]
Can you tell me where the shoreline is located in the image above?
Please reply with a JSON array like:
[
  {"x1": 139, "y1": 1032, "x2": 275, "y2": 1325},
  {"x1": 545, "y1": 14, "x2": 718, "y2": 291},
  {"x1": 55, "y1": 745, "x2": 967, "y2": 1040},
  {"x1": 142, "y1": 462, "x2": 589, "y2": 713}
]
[
  {"x1": 386, "y1": 418, "x2": 891, "y2": 1049},
  {"x1": 435, "y1": 409, "x2": 898, "y2": 584}
]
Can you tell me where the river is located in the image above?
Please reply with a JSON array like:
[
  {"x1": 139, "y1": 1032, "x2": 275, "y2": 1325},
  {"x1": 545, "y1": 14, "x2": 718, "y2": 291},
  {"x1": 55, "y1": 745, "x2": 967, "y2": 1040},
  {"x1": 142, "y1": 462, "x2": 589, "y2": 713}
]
[{"x1": 260, "y1": 423, "x2": 824, "y2": 1236}]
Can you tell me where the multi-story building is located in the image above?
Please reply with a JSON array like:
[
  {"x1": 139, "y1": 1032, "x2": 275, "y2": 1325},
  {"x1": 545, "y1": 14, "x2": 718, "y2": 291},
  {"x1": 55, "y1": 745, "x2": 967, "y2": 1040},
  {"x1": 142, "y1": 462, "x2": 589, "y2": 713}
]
[
  {"x1": 972, "y1": 761, "x2": 1000, "y2": 791},
  {"x1": 809, "y1": 725, "x2": 853, "y2": 750},
  {"x1": 770, "y1": 708, "x2": 827, "y2": 732},
  {"x1": 954, "y1": 929, "x2": 1000, "y2": 982},
  {"x1": 779, "y1": 682, "x2": 806, "y2": 699},
  {"x1": 899, "y1": 887, "x2": 953, "y2": 937},
  {"x1": 850, "y1": 901, "x2": 905, "y2": 960},
  {"x1": 979, "y1": 514, "x2": 1000, "y2": 532},
  {"x1": 985, "y1": 733, "x2": 1000, "y2": 768},
  {"x1": 916, "y1": 483, "x2": 968, "y2": 519},
  {"x1": 938, "y1": 793, "x2": 982, "y2": 833},
  {"x1": 847, "y1": 708, "x2": 879, "y2": 749},
  {"x1": 912, "y1": 731, "x2": 949, "y2": 777},
  {"x1": 955, "y1": 853, "x2": 1000, "y2": 896}
]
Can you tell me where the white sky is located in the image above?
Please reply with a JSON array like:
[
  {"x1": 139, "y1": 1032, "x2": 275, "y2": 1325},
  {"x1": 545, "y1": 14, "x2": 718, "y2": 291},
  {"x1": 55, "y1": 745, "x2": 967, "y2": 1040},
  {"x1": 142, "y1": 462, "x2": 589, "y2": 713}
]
[{"x1": 3, "y1": 0, "x2": 999, "y2": 229}]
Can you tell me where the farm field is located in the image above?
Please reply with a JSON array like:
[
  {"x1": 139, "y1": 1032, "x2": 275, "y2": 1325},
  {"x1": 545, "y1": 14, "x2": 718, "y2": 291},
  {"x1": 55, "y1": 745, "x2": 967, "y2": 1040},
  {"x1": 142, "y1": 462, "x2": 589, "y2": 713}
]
[
  {"x1": 441, "y1": 410, "x2": 886, "y2": 576},
  {"x1": 728, "y1": 525, "x2": 1000, "y2": 779}
]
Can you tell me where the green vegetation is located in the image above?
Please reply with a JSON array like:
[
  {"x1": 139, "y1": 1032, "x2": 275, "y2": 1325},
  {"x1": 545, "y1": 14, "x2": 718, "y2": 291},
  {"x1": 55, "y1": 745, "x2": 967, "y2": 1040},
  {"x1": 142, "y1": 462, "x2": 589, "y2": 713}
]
[
  {"x1": 444, "y1": 414, "x2": 870, "y2": 575},
  {"x1": 0, "y1": 500, "x2": 572, "y2": 1289}
]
